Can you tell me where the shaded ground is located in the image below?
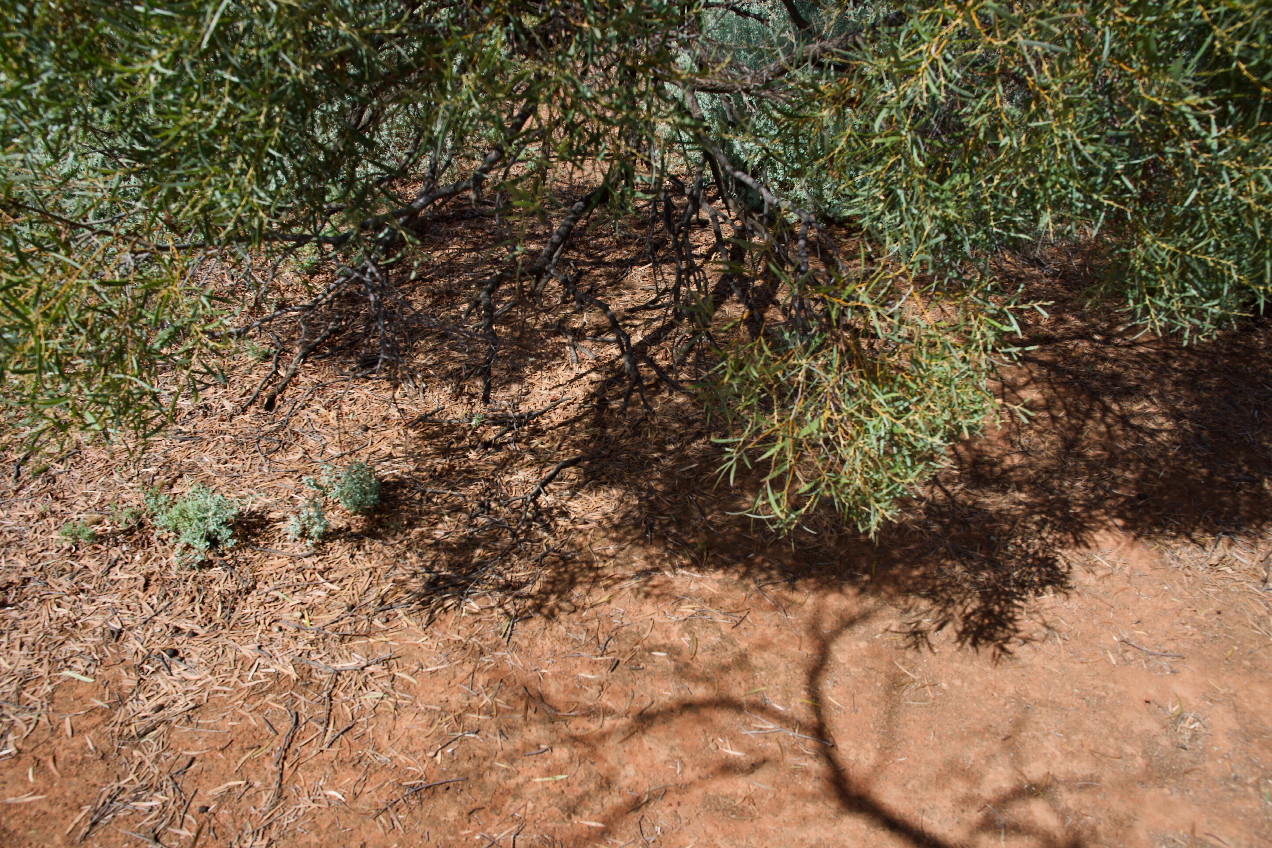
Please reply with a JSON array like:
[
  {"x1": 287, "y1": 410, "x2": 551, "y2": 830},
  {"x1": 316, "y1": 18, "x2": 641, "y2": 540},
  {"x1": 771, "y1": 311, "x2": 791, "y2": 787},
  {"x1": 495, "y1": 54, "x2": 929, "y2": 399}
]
[{"x1": 1, "y1": 224, "x2": 1271, "y2": 847}]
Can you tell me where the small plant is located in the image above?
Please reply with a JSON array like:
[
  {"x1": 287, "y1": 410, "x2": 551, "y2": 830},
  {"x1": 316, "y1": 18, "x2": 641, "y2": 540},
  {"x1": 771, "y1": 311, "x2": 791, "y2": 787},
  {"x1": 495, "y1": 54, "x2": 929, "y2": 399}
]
[
  {"x1": 286, "y1": 498, "x2": 329, "y2": 545},
  {"x1": 110, "y1": 504, "x2": 142, "y2": 530},
  {"x1": 147, "y1": 484, "x2": 242, "y2": 565},
  {"x1": 59, "y1": 520, "x2": 96, "y2": 545},
  {"x1": 308, "y1": 461, "x2": 380, "y2": 515},
  {"x1": 243, "y1": 340, "x2": 273, "y2": 363}
]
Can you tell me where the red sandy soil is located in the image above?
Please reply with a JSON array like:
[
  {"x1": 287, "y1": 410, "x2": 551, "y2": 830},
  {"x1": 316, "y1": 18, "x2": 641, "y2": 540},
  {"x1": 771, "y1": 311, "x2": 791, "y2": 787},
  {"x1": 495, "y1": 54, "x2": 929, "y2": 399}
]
[
  {"x1": 3, "y1": 520, "x2": 1269, "y2": 848},
  {"x1": 1, "y1": 221, "x2": 1270, "y2": 848}
]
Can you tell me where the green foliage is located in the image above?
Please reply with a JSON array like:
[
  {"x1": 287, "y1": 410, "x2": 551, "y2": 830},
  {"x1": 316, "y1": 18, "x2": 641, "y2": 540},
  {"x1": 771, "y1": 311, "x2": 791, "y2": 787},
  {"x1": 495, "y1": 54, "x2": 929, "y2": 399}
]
[
  {"x1": 58, "y1": 519, "x2": 96, "y2": 545},
  {"x1": 111, "y1": 504, "x2": 143, "y2": 530},
  {"x1": 284, "y1": 462, "x2": 379, "y2": 549},
  {"x1": 146, "y1": 484, "x2": 242, "y2": 566},
  {"x1": 694, "y1": 1, "x2": 884, "y2": 220},
  {"x1": 0, "y1": 211, "x2": 228, "y2": 447},
  {"x1": 309, "y1": 462, "x2": 381, "y2": 515},
  {"x1": 1, "y1": 0, "x2": 684, "y2": 452},
  {"x1": 2, "y1": 1, "x2": 1269, "y2": 533},
  {"x1": 711, "y1": 287, "x2": 1003, "y2": 534},
  {"x1": 697, "y1": 0, "x2": 1271, "y2": 334},
  {"x1": 287, "y1": 498, "x2": 330, "y2": 545},
  {"x1": 691, "y1": 0, "x2": 1271, "y2": 526},
  {"x1": 242, "y1": 341, "x2": 273, "y2": 364}
]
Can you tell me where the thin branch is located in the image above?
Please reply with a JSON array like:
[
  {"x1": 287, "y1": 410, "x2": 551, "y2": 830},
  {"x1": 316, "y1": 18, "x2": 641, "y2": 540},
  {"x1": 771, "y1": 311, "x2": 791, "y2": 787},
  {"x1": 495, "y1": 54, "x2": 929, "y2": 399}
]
[
  {"x1": 258, "y1": 319, "x2": 344, "y2": 412},
  {"x1": 517, "y1": 455, "x2": 592, "y2": 525}
]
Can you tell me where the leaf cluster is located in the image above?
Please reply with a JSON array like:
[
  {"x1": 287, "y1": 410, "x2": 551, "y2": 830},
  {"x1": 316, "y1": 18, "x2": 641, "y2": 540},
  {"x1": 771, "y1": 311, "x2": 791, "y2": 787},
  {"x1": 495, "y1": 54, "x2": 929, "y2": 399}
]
[
  {"x1": 145, "y1": 484, "x2": 242, "y2": 566},
  {"x1": 287, "y1": 497, "x2": 329, "y2": 545},
  {"x1": 2, "y1": 0, "x2": 1268, "y2": 533},
  {"x1": 306, "y1": 461, "x2": 381, "y2": 515}
]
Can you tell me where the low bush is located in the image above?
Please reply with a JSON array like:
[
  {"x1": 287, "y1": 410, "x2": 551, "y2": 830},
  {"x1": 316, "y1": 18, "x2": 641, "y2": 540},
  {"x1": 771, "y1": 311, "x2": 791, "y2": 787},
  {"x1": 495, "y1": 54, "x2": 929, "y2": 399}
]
[
  {"x1": 309, "y1": 462, "x2": 381, "y2": 516},
  {"x1": 287, "y1": 498, "x2": 330, "y2": 545},
  {"x1": 58, "y1": 520, "x2": 96, "y2": 546},
  {"x1": 145, "y1": 485, "x2": 242, "y2": 566}
]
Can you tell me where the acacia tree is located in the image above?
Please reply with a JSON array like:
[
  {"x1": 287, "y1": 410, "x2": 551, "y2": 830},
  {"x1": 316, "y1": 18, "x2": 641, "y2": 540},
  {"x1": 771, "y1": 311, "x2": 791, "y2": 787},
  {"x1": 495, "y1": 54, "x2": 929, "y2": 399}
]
[{"x1": 2, "y1": 0, "x2": 1269, "y2": 533}]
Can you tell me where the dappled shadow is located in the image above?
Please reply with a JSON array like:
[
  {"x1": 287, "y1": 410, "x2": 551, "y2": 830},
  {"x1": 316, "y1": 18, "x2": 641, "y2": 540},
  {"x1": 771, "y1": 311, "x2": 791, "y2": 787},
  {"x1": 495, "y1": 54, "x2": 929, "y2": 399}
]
[
  {"x1": 13, "y1": 202, "x2": 1270, "y2": 848},
  {"x1": 483, "y1": 274, "x2": 1267, "y2": 650},
  {"x1": 331, "y1": 203, "x2": 1272, "y2": 653},
  {"x1": 527, "y1": 602, "x2": 1091, "y2": 848},
  {"x1": 870, "y1": 274, "x2": 1272, "y2": 648},
  {"x1": 803, "y1": 609, "x2": 1085, "y2": 848}
]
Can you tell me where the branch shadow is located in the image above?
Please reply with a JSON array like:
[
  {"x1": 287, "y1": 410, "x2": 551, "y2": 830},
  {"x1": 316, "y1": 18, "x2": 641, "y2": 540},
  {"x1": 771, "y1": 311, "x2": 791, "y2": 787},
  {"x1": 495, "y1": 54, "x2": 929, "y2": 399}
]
[
  {"x1": 548, "y1": 604, "x2": 1089, "y2": 847},
  {"x1": 380, "y1": 231, "x2": 1272, "y2": 656},
  {"x1": 229, "y1": 196, "x2": 1272, "y2": 846},
  {"x1": 542, "y1": 266, "x2": 1272, "y2": 652}
]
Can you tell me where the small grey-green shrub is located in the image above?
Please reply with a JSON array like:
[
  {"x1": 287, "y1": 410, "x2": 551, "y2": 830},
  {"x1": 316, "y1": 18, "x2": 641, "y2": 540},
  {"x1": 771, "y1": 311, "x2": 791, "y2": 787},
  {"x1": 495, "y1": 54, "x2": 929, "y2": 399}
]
[
  {"x1": 58, "y1": 520, "x2": 96, "y2": 545},
  {"x1": 287, "y1": 497, "x2": 329, "y2": 545},
  {"x1": 111, "y1": 504, "x2": 142, "y2": 529},
  {"x1": 147, "y1": 484, "x2": 242, "y2": 565},
  {"x1": 309, "y1": 462, "x2": 380, "y2": 515}
]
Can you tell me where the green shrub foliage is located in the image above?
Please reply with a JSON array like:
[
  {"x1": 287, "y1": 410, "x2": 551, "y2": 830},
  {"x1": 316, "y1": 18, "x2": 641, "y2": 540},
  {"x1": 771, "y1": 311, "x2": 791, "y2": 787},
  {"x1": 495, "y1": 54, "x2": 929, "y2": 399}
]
[
  {"x1": 146, "y1": 485, "x2": 242, "y2": 565},
  {"x1": 313, "y1": 462, "x2": 382, "y2": 515},
  {"x1": 3, "y1": 1, "x2": 1268, "y2": 532},
  {"x1": 287, "y1": 498, "x2": 330, "y2": 545},
  {"x1": 58, "y1": 520, "x2": 97, "y2": 546}
]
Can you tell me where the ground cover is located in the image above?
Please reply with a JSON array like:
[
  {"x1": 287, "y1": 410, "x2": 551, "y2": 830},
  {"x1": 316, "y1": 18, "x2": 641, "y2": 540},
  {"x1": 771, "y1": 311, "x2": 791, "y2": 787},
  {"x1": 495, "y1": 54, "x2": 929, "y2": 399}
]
[{"x1": 1, "y1": 217, "x2": 1270, "y2": 848}]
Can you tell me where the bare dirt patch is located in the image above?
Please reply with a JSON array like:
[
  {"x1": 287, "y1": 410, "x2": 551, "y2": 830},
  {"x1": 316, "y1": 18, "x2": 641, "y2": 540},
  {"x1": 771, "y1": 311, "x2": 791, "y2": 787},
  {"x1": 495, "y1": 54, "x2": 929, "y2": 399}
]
[{"x1": 2, "y1": 224, "x2": 1271, "y2": 847}]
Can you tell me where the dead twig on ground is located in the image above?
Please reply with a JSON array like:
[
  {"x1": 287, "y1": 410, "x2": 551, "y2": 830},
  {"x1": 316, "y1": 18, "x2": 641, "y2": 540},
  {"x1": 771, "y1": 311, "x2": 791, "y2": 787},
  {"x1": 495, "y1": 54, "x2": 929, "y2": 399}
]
[{"x1": 1117, "y1": 637, "x2": 1184, "y2": 659}]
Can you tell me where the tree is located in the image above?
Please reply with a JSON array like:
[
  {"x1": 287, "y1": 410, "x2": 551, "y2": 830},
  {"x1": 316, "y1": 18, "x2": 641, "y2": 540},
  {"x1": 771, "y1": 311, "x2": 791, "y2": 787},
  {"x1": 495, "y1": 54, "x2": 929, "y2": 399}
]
[{"x1": 2, "y1": 0, "x2": 1269, "y2": 533}]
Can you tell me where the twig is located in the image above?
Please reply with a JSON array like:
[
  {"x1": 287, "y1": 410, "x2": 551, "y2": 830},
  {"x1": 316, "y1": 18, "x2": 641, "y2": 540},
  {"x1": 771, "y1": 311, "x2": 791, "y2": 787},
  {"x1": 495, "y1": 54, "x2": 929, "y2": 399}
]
[
  {"x1": 517, "y1": 455, "x2": 592, "y2": 525},
  {"x1": 245, "y1": 543, "x2": 316, "y2": 559},
  {"x1": 374, "y1": 778, "x2": 468, "y2": 817},
  {"x1": 741, "y1": 711, "x2": 833, "y2": 746},
  {"x1": 266, "y1": 710, "x2": 300, "y2": 809},
  {"x1": 260, "y1": 319, "x2": 343, "y2": 412},
  {"x1": 323, "y1": 720, "x2": 357, "y2": 750},
  {"x1": 481, "y1": 399, "x2": 568, "y2": 446},
  {"x1": 1117, "y1": 637, "x2": 1184, "y2": 659},
  {"x1": 275, "y1": 620, "x2": 363, "y2": 638},
  {"x1": 292, "y1": 653, "x2": 394, "y2": 673}
]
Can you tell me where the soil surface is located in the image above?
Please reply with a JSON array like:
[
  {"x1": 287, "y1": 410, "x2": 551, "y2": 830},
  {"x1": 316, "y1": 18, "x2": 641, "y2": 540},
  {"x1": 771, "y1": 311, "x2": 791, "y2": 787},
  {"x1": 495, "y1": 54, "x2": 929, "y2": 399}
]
[{"x1": 2, "y1": 222, "x2": 1271, "y2": 848}]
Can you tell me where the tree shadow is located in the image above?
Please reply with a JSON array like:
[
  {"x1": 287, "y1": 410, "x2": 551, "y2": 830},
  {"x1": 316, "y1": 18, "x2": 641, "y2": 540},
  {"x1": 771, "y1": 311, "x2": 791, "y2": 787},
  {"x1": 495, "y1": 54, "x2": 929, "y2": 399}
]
[
  {"x1": 380, "y1": 234, "x2": 1272, "y2": 656},
  {"x1": 230, "y1": 176, "x2": 1272, "y2": 658},
  {"x1": 540, "y1": 604, "x2": 1090, "y2": 848},
  {"x1": 542, "y1": 274, "x2": 1272, "y2": 648},
  {"x1": 371, "y1": 272, "x2": 1272, "y2": 843},
  {"x1": 190, "y1": 192, "x2": 1272, "y2": 847}
]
